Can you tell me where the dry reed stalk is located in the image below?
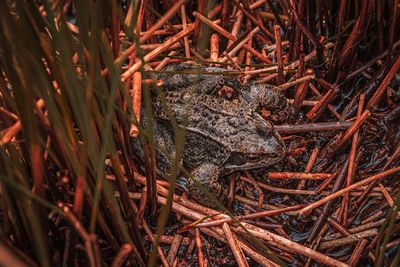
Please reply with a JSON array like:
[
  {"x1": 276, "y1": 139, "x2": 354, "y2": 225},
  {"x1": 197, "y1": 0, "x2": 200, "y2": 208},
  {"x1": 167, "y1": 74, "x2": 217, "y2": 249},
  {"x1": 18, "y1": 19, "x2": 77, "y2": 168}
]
[
  {"x1": 116, "y1": 0, "x2": 186, "y2": 66},
  {"x1": 210, "y1": 33, "x2": 219, "y2": 62},
  {"x1": 1, "y1": 98, "x2": 45, "y2": 144},
  {"x1": 193, "y1": 11, "x2": 271, "y2": 64},
  {"x1": 130, "y1": 71, "x2": 142, "y2": 137},
  {"x1": 180, "y1": 4, "x2": 191, "y2": 59},
  {"x1": 121, "y1": 25, "x2": 196, "y2": 81},
  {"x1": 219, "y1": 27, "x2": 259, "y2": 63}
]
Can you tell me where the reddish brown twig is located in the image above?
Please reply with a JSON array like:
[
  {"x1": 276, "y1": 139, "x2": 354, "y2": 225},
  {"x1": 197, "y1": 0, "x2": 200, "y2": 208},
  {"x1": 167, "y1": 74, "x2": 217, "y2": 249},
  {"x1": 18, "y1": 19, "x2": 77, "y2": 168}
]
[
  {"x1": 235, "y1": 222, "x2": 349, "y2": 267},
  {"x1": 335, "y1": 0, "x2": 374, "y2": 82},
  {"x1": 337, "y1": 110, "x2": 370, "y2": 148},
  {"x1": 115, "y1": 0, "x2": 186, "y2": 66},
  {"x1": 121, "y1": 24, "x2": 196, "y2": 81},
  {"x1": 58, "y1": 203, "x2": 101, "y2": 267},
  {"x1": 288, "y1": 0, "x2": 323, "y2": 64},
  {"x1": 346, "y1": 40, "x2": 400, "y2": 80},
  {"x1": 348, "y1": 239, "x2": 369, "y2": 267},
  {"x1": 274, "y1": 25, "x2": 284, "y2": 85},
  {"x1": 166, "y1": 235, "x2": 183, "y2": 265},
  {"x1": 222, "y1": 223, "x2": 249, "y2": 267},
  {"x1": 199, "y1": 226, "x2": 279, "y2": 267},
  {"x1": 130, "y1": 71, "x2": 142, "y2": 137},
  {"x1": 267, "y1": 171, "x2": 333, "y2": 180},
  {"x1": 306, "y1": 87, "x2": 337, "y2": 121},
  {"x1": 0, "y1": 107, "x2": 18, "y2": 121},
  {"x1": 298, "y1": 148, "x2": 319, "y2": 189},
  {"x1": 180, "y1": 4, "x2": 191, "y2": 59},
  {"x1": 240, "y1": 176, "x2": 316, "y2": 195},
  {"x1": 307, "y1": 159, "x2": 349, "y2": 242},
  {"x1": 231, "y1": 0, "x2": 274, "y2": 40},
  {"x1": 315, "y1": 169, "x2": 340, "y2": 194},
  {"x1": 367, "y1": 55, "x2": 400, "y2": 109},
  {"x1": 192, "y1": 205, "x2": 303, "y2": 229},
  {"x1": 299, "y1": 165, "x2": 400, "y2": 215},
  {"x1": 210, "y1": 33, "x2": 219, "y2": 62},
  {"x1": 309, "y1": 83, "x2": 341, "y2": 118},
  {"x1": 142, "y1": 220, "x2": 170, "y2": 267},
  {"x1": 342, "y1": 94, "x2": 364, "y2": 226},
  {"x1": 220, "y1": 27, "x2": 259, "y2": 63},
  {"x1": 145, "y1": 235, "x2": 190, "y2": 246},
  {"x1": 195, "y1": 229, "x2": 206, "y2": 267},
  {"x1": 378, "y1": 183, "x2": 394, "y2": 207},
  {"x1": 274, "y1": 121, "x2": 353, "y2": 134},
  {"x1": 319, "y1": 229, "x2": 377, "y2": 250},
  {"x1": 1, "y1": 99, "x2": 45, "y2": 144},
  {"x1": 227, "y1": 10, "x2": 243, "y2": 46},
  {"x1": 193, "y1": 11, "x2": 271, "y2": 64},
  {"x1": 111, "y1": 244, "x2": 133, "y2": 267},
  {"x1": 278, "y1": 73, "x2": 314, "y2": 91},
  {"x1": 291, "y1": 69, "x2": 313, "y2": 112}
]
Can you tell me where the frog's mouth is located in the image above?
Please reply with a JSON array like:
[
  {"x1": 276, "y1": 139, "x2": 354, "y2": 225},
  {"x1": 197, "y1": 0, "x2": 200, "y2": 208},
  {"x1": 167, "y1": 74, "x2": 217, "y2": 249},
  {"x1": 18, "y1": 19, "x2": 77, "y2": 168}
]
[{"x1": 224, "y1": 150, "x2": 285, "y2": 172}]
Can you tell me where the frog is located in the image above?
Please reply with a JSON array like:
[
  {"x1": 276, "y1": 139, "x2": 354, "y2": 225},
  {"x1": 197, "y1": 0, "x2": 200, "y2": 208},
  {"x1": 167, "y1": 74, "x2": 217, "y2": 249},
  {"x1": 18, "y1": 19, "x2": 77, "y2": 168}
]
[{"x1": 134, "y1": 63, "x2": 287, "y2": 206}]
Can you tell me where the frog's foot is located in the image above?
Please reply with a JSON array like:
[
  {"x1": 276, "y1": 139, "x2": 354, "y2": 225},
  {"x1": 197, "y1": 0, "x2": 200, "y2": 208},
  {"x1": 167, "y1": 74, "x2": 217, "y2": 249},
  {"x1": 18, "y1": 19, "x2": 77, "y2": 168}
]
[
  {"x1": 187, "y1": 163, "x2": 228, "y2": 206},
  {"x1": 241, "y1": 84, "x2": 288, "y2": 122}
]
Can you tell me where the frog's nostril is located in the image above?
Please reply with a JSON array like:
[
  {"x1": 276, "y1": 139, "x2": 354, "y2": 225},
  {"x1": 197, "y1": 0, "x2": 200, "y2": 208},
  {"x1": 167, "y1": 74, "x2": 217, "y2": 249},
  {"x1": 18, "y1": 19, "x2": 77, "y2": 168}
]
[{"x1": 247, "y1": 154, "x2": 259, "y2": 161}]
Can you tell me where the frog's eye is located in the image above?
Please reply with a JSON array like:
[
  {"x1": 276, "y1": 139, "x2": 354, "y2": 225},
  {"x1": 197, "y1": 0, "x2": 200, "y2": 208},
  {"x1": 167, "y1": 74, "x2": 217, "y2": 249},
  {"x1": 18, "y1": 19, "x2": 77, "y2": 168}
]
[
  {"x1": 247, "y1": 154, "x2": 261, "y2": 161},
  {"x1": 229, "y1": 154, "x2": 246, "y2": 166}
]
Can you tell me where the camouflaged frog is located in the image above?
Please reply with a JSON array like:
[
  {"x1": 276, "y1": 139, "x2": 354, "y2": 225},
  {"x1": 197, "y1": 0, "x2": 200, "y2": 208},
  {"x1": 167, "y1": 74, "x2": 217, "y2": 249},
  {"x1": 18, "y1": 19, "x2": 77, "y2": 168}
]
[{"x1": 134, "y1": 63, "x2": 287, "y2": 206}]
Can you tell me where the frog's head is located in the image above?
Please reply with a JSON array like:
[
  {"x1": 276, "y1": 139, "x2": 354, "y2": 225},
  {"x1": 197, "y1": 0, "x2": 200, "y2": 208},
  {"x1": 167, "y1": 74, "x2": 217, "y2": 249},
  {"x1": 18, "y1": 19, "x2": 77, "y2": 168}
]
[{"x1": 224, "y1": 115, "x2": 285, "y2": 171}]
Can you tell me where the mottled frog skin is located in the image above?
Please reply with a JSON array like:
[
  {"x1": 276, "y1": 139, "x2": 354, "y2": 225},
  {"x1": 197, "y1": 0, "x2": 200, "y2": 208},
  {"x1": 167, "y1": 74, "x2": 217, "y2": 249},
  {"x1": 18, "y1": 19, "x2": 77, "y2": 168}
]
[{"x1": 135, "y1": 63, "x2": 287, "y2": 206}]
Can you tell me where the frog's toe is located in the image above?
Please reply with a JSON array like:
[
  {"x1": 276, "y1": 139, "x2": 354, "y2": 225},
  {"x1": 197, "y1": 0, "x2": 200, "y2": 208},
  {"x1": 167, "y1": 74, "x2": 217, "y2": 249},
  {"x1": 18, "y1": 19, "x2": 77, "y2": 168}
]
[
  {"x1": 176, "y1": 176, "x2": 189, "y2": 192},
  {"x1": 188, "y1": 163, "x2": 227, "y2": 206}
]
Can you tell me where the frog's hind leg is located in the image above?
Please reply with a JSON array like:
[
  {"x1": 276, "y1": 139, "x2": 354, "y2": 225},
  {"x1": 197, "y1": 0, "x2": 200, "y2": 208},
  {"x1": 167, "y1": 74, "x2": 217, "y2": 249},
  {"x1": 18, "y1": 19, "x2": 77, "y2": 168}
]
[
  {"x1": 186, "y1": 163, "x2": 228, "y2": 206},
  {"x1": 133, "y1": 113, "x2": 179, "y2": 180},
  {"x1": 156, "y1": 63, "x2": 233, "y2": 95}
]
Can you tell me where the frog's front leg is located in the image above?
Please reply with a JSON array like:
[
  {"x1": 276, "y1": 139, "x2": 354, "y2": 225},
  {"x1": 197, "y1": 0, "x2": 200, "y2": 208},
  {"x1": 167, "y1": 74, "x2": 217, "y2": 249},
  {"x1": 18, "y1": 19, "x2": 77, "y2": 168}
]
[{"x1": 186, "y1": 163, "x2": 228, "y2": 206}]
